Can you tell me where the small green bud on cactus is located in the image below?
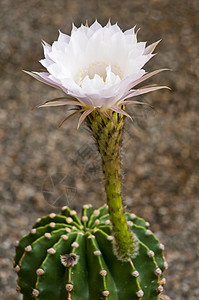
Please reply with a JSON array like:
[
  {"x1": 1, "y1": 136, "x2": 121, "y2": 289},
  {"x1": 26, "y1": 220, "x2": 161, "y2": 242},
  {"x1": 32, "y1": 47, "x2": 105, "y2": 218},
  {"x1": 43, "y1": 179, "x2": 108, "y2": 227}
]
[{"x1": 14, "y1": 205, "x2": 167, "y2": 300}]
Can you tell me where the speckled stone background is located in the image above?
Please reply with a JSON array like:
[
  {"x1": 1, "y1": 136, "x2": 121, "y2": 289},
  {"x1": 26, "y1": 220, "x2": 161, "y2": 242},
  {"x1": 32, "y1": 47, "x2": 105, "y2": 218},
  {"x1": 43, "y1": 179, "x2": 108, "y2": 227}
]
[{"x1": 0, "y1": 0, "x2": 199, "y2": 299}]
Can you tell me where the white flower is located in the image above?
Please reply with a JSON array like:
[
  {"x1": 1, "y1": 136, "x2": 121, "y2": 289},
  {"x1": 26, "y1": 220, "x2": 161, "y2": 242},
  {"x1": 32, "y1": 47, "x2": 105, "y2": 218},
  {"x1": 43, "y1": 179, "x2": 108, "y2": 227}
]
[{"x1": 25, "y1": 20, "x2": 168, "y2": 127}]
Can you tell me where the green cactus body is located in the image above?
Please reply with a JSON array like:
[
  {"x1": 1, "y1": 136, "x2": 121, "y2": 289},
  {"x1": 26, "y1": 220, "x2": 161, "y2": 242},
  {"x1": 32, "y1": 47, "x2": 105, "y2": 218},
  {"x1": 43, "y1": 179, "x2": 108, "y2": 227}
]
[{"x1": 14, "y1": 205, "x2": 167, "y2": 300}]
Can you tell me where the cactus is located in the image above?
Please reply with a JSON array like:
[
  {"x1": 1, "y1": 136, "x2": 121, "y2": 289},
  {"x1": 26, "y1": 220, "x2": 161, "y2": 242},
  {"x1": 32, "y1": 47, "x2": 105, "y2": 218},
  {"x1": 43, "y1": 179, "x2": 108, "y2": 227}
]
[
  {"x1": 16, "y1": 22, "x2": 170, "y2": 299},
  {"x1": 14, "y1": 204, "x2": 167, "y2": 300}
]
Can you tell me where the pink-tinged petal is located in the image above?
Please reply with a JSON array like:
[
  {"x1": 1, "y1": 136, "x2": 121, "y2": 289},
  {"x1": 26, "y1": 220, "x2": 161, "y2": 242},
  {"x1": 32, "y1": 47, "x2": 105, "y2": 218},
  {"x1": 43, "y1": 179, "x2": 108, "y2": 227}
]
[
  {"x1": 124, "y1": 85, "x2": 170, "y2": 99},
  {"x1": 119, "y1": 100, "x2": 153, "y2": 110},
  {"x1": 24, "y1": 71, "x2": 63, "y2": 90},
  {"x1": 65, "y1": 90, "x2": 95, "y2": 107},
  {"x1": 103, "y1": 111, "x2": 116, "y2": 126},
  {"x1": 58, "y1": 109, "x2": 84, "y2": 128},
  {"x1": 39, "y1": 100, "x2": 82, "y2": 107},
  {"x1": 77, "y1": 108, "x2": 94, "y2": 129},
  {"x1": 118, "y1": 70, "x2": 146, "y2": 92},
  {"x1": 118, "y1": 99, "x2": 151, "y2": 106},
  {"x1": 111, "y1": 106, "x2": 132, "y2": 120},
  {"x1": 135, "y1": 84, "x2": 158, "y2": 88},
  {"x1": 144, "y1": 40, "x2": 161, "y2": 55},
  {"x1": 33, "y1": 98, "x2": 83, "y2": 109},
  {"x1": 128, "y1": 68, "x2": 169, "y2": 90}
]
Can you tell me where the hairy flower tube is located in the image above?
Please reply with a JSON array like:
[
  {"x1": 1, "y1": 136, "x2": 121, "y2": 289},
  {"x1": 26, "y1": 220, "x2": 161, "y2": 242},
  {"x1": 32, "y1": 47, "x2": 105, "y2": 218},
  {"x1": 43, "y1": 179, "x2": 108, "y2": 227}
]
[{"x1": 26, "y1": 20, "x2": 168, "y2": 127}]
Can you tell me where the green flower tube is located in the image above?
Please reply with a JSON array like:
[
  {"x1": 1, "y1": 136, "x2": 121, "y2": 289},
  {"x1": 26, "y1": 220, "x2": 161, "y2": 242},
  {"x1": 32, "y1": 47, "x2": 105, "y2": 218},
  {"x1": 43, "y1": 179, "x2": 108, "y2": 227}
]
[{"x1": 86, "y1": 109, "x2": 138, "y2": 260}]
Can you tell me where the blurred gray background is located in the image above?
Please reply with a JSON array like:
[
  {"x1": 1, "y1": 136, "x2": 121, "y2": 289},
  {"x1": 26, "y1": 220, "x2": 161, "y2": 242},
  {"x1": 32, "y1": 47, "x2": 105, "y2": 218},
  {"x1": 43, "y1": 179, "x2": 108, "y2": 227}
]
[{"x1": 0, "y1": 0, "x2": 199, "y2": 299}]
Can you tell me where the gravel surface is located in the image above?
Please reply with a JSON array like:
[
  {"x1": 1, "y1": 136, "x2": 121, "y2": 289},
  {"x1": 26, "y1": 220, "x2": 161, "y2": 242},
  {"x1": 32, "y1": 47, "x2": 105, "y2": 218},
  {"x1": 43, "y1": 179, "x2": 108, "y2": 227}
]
[{"x1": 0, "y1": 1, "x2": 199, "y2": 299}]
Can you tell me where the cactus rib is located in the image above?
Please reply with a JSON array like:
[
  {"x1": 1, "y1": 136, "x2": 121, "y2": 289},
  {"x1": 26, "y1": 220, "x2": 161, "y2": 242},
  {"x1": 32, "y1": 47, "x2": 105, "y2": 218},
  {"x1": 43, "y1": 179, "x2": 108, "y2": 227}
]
[{"x1": 14, "y1": 205, "x2": 167, "y2": 300}]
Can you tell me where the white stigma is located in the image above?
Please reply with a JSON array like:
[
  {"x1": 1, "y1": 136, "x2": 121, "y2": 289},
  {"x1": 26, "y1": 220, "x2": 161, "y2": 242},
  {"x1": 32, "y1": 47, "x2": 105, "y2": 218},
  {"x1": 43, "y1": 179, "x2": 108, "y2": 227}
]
[{"x1": 77, "y1": 62, "x2": 122, "y2": 87}]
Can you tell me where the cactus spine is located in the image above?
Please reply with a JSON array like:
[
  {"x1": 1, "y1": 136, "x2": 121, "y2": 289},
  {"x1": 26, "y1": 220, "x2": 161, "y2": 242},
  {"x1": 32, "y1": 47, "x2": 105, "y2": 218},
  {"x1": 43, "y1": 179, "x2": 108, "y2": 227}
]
[{"x1": 14, "y1": 205, "x2": 167, "y2": 300}]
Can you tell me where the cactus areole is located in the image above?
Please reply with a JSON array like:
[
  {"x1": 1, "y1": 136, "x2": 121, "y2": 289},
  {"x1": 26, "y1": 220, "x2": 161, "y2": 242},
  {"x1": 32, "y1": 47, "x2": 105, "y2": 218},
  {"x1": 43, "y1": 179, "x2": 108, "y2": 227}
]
[{"x1": 15, "y1": 21, "x2": 169, "y2": 299}]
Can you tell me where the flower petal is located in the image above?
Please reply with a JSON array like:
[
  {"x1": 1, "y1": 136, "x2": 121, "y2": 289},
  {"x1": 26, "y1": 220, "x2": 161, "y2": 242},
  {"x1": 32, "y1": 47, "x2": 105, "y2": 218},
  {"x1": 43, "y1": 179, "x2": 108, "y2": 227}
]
[
  {"x1": 103, "y1": 111, "x2": 116, "y2": 126},
  {"x1": 58, "y1": 109, "x2": 84, "y2": 128},
  {"x1": 24, "y1": 71, "x2": 63, "y2": 90},
  {"x1": 111, "y1": 106, "x2": 132, "y2": 120},
  {"x1": 118, "y1": 100, "x2": 152, "y2": 107},
  {"x1": 26, "y1": 22, "x2": 168, "y2": 119},
  {"x1": 33, "y1": 98, "x2": 83, "y2": 109},
  {"x1": 77, "y1": 108, "x2": 94, "y2": 129},
  {"x1": 124, "y1": 85, "x2": 170, "y2": 99},
  {"x1": 128, "y1": 68, "x2": 169, "y2": 90},
  {"x1": 144, "y1": 40, "x2": 161, "y2": 55}
]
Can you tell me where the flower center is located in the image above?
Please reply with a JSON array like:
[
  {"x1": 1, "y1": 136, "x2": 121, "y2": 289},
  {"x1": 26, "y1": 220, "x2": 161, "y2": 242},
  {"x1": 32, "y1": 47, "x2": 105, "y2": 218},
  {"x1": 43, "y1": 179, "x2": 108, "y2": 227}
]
[{"x1": 77, "y1": 62, "x2": 123, "y2": 87}]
